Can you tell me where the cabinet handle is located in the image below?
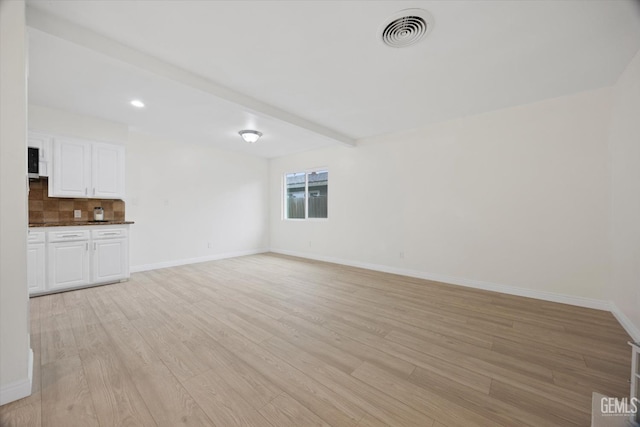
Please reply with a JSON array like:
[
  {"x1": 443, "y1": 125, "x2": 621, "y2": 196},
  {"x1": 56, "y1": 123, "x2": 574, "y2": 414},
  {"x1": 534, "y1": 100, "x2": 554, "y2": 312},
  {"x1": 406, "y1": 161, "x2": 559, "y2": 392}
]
[
  {"x1": 101, "y1": 232, "x2": 119, "y2": 236},
  {"x1": 60, "y1": 233, "x2": 82, "y2": 238},
  {"x1": 93, "y1": 188, "x2": 96, "y2": 196},
  {"x1": 93, "y1": 242, "x2": 96, "y2": 250},
  {"x1": 85, "y1": 242, "x2": 88, "y2": 251},
  {"x1": 85, "y1": 187, "x2": 88, "y2": 195}
]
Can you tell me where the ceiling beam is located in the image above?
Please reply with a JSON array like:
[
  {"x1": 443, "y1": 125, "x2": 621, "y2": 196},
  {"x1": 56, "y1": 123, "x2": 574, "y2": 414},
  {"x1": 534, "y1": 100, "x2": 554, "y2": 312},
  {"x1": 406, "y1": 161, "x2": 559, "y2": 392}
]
[{"x1": 26, "y1": 7, "x2": 357, "y2": 147}]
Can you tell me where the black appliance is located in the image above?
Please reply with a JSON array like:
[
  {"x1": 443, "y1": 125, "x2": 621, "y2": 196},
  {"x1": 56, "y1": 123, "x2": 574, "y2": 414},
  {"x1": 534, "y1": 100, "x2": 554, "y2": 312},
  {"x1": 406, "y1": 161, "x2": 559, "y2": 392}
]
[{"x1": 28, "y1": 147, "x2": 40, "y2": 179}]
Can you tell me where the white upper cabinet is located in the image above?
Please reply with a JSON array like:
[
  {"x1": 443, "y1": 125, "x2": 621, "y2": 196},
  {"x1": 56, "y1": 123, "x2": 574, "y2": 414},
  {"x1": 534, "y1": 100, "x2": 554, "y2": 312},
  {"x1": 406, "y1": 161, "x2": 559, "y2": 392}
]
[
  {"x1": 51, "y1": 137, "x2": 92, "y2": 198},
  {"x1": 50, "y1": 136, "x2": 125, "y2": 199},
  {"x1": 92, "y1": 142, "x2": 125, "y2": 199}
]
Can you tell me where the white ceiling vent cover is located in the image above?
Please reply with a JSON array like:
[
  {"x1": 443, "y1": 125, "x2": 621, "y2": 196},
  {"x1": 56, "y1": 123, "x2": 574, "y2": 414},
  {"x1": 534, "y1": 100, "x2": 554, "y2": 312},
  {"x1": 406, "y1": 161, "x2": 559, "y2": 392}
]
[{"x1": 379, "y1": 9, "x2": 434, "y2": 48}]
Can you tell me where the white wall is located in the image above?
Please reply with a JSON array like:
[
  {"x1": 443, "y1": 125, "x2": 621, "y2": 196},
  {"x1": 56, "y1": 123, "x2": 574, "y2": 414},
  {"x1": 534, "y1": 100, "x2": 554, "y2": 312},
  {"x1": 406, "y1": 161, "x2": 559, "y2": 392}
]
[
  {"x1": 126, "y1": 131, "x2": 269, "y2": 270},
  {"x1": 0, "y1": 0, "x2": 31, "y2": 405},
  {"x1": 608, "y1": 48, "x2": 640, "y2": 339},
  {"x1": 270, "y1": 88, "x2": 613, "y2": 306},
  {"x1": 29, "y1": 104, "x2": 128, "y2": 144}
]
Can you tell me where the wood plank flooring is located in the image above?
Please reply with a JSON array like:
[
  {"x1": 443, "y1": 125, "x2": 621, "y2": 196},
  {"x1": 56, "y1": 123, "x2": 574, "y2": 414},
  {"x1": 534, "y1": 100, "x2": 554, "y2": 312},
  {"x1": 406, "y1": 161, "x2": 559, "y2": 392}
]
[{"x1": 0, "y1": 253, "x2": 632, "y2": 426}]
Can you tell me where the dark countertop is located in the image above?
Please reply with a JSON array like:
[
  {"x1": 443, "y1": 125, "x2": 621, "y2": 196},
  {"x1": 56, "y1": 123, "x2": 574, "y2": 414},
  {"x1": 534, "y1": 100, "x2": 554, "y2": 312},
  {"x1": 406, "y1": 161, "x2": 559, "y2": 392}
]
[{"x1": 29, "y1": 221, "x2": 135, "y2": 228}]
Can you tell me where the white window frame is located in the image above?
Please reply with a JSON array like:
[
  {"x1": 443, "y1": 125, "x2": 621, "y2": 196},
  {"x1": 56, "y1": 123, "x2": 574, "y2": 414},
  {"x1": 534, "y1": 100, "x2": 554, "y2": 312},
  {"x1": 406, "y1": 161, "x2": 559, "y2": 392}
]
[{"x1": 283, "y1": 168, "x2": 328, "y2": 221}]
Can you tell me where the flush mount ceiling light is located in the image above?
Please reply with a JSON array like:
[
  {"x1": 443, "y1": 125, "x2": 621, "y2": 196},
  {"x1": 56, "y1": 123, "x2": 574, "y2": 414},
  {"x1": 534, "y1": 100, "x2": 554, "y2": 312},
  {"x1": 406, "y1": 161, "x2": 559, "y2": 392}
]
[
  {"x1": 379, "y1": 8, "x2": 434, "y2": 48},
  {"x1": 130, "y1": 99, "x2": 145, "y2": 108},
  {"x1": 238, "y1": 130, "x2": 263, "y2": 143}
]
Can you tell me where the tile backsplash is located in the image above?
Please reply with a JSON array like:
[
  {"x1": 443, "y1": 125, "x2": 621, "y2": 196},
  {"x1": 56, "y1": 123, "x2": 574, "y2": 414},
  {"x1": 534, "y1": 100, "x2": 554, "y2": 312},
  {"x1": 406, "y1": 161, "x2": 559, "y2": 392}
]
[{"x1": 29, "y1": 178, "x2": 125, "y2": 223}]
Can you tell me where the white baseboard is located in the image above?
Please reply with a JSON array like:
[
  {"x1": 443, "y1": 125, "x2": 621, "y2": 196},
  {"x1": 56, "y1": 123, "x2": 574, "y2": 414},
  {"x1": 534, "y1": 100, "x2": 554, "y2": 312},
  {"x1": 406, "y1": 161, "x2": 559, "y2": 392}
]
[
  {"x1": 610, "y1": 302, "x2": 640, "y2": 342},
  {"x1": 130, "y1": 248, "x2": 269, "y2": 273},
  {"x1": 270, "y1": 249, "x2": 612, "y2": 311},
  {"x1": 0, "y1": 347, "x2": 33, "y2": 406}
]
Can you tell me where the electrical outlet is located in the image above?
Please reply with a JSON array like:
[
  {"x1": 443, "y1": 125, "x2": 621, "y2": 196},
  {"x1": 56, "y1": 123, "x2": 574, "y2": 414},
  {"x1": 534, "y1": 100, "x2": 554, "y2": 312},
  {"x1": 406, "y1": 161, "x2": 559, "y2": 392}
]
[
  {"x1": 399, "y1": 251, "x2": 405, "y2": 259},
  {"x1": 207, "y1": 242, "x2": 213, "y2": 249},
  {"x1": 74, "y1": 209, "x2": 81, "y2": 219}
]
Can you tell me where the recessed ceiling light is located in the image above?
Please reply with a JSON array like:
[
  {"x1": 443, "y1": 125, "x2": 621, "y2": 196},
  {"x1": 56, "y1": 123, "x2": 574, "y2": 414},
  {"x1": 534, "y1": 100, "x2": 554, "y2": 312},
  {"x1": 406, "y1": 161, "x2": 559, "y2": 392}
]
[
  {"x1": 130, "y1": 99, "x2": 145, "y2": 108},
  {"x1": 238, "y1": 130, "x2": 263, "y2": 143}
]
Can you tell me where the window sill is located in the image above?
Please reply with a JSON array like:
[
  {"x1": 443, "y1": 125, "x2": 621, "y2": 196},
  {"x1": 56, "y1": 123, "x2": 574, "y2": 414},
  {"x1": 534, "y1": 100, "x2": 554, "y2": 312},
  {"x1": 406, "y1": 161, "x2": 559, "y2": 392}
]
[{"x1": 283, "y1": 218, "x2": 329, "y2": 222}]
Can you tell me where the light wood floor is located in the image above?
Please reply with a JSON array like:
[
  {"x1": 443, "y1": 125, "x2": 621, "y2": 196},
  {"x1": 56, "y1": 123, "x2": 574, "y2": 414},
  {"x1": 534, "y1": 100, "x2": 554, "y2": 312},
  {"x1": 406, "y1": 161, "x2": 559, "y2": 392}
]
[{"x1": 0, "y1": 253, "x2": 632, "y2": 427}]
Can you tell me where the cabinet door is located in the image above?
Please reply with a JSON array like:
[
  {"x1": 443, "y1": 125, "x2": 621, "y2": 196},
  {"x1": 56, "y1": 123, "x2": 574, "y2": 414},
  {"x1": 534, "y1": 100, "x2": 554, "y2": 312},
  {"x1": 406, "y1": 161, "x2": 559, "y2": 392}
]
[
  {"x1": 50, "y1": 138, "x2": 92, "y2": 198},
  {"x1": 92, "y1": 239, "x2": 128, "y2": 283},
  {"x1": 27, "y1": 243, "x2": 46, "y2": 294},
  {"x1": 92, "y1": 143, "x2": 125, "y2": 199},
  {"x1": 48, "y1": 241, "x2": 90, "y2": 290}
]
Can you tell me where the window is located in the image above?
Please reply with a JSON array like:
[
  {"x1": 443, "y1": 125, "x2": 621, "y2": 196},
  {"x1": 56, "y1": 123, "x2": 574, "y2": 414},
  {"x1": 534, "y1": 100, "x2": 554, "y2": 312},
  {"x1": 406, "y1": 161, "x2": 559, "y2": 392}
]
[{"x1": 284, "y1": 169, "x2": 328, "y2": 219}]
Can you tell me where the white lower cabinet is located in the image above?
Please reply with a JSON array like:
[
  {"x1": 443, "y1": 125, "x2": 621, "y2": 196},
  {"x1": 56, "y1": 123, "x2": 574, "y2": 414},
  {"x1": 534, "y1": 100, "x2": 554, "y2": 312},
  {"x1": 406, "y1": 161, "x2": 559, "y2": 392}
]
[
  {"x1": 48, "y1": 240, "x2": 90, "y2": 290},
  {"x1": 92, "y1": 228, "x2": 129, "y2": 283},
  {"x1": 28, "y1": 225, "x2": 130, "y2": 296},
  {"x1": 27, "y1": 231, "x2": 46, "y2": 294}
]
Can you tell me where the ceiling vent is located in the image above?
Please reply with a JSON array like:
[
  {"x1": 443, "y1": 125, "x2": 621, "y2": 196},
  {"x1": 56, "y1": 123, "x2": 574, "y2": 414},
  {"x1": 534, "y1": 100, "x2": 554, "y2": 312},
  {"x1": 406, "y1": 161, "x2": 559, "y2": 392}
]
[{"x1": 379, "y1": 9, "x2": 434, "y2": 48}]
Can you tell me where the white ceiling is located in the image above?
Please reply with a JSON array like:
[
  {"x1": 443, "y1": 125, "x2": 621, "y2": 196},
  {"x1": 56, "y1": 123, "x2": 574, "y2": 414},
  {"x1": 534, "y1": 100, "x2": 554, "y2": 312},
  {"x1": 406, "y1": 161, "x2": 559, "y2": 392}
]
[
  {"x1": 27, "y1": 29, "x2": 339, "y2": 158},
  {"x1": 26, "y1": 0, "x2": 640, "y2": 157}
]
